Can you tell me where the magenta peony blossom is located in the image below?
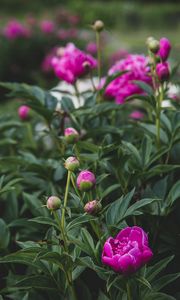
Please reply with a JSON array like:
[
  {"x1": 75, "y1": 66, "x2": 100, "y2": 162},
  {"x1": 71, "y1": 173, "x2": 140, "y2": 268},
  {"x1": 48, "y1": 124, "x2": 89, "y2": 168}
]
[
  {"x1": 40, "y1": 20, "x2": 55, "y2": 34},
  {"x1": 157, "y1": 38, "x2": 171, "y2": 61},
  {"x1": 102, "y1": 226, "x2": 153, "y2": 275},
  {"x1": 77, "y1": 170, "x2": 96, "y2": 191},
  {"x1": 18, "y1": 105, "x2": 30, "y2": 120},
  {"x1": 64, "y1": 127, "x2": 79, "y2": 143},
  {"x1": 51, "y1": 43, "x2": 97, "y2": 84},
  {"x1": 129, "y1": 110, "x2": 144, "y2": 120},
  {"x1": 156, "y1": 62, "x2": 170, "y2": 82},
  {"x1": 3, "y1": 20, "x2": 30, "y2": 39},
  {"x1": 105, "y1": 54, "x2": 151, "y2": 104}
]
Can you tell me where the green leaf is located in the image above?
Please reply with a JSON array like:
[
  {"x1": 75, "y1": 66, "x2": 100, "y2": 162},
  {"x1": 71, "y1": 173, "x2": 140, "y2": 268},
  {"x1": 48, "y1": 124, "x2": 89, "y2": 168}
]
[
  {"x1": 122, "y1": 141, "x2": 142, "y2": 166},
  {"x1": 0, "y1": 219, "x2": 10, "y2": 249},
  {"x1": 165, "y1": 180, "x2": 180, "y2": 207},
  {"x1": 139, "y1": 123, "x2": 168, "y2": 144},
  {"x1": 66, "y1": 214, "x2": 96, "y2": 232},
  {"x1": 0, "y1": 249, "x2": 49, "y2": 273},
  {"x1": 101, "y1": 184, "x2": 120, "y2": 199},
  {"x1": 133, "y1": 80, "x2": 154, "y2": 96},
  {"x1": 144, "y1": 292, "x2": 176, "y2": 300},
  {"x1": 81, "y1": 228, "x2": 95, "y2": 257},
  {"x1": 141, "y1": 135, "x2": 153, "y2": 167},
  {"x1": 28, "y1": 217, "x2": 59, "y2": 230},
  {"x1": 135, "y1": 276, "x2": 151, "y2": 290},
  {"x1": 39, "y1": 252, "x2": 73, "y2": 272},
  {"x1": 106, "y1": 188, "x2": 135, "y2": 226},
  {"x1": 146, "y1": 256, "x2": 174, "y2": 282},
  {"x1": 152, "y1": 273, "x2": 180, "y2": 292},
  {"x1": 61, "y1": 96, "x2": 75, "y2": 113},
  {"x1": 15, "y1": 275, "x2": 57, "y2": 290},
  {"x1": 123, "y1": 198, "x2": 159, "y2": 220},
  {"x1": 145, "y1": 165, "x2": 180, "y2": 180}
]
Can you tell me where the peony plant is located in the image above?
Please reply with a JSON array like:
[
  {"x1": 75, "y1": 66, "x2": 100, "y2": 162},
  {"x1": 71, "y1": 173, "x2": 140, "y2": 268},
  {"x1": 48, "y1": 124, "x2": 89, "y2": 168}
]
[{"x1": 0, "y1": 21, "x2": 179, "y2": 300}]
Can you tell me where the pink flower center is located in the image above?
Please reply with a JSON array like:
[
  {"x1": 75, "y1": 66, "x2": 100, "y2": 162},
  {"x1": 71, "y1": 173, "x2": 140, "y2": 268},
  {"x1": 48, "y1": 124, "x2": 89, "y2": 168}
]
[{"x1": 110, "y1": 238, "x2": 136, "y2": 255}]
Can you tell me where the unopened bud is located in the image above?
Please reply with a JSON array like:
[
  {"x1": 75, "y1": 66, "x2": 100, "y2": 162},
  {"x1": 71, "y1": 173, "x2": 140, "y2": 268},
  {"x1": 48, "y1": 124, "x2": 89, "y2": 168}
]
[
  {"x1": 64, "y1": 127, "x2": 79, "y2": 144},
  {"x1": 84, "y1": 200, "x2": 102, "y2": 215},
  {"x1": 18, "y1": 105, "x2": 30, "y2": 120},
  {"x1": 47, "y1": 196, "x2": 61, "y2": 211},
  {"x1": 64, "y1": 156, "x2": 80, "y2": 172},
  {"x1": 93, "y1": 20, "x2": 104, "y2": 32},
  {"x1": 77, "y1": 170, "x2": 96, "y2": 191},
  {"x1": 148, "y1": 39, "x2": 160, "y2": 54}
]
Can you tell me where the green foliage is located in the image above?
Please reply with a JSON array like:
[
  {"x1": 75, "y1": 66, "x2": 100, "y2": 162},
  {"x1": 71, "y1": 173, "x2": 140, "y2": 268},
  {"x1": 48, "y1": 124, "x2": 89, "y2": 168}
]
[{"x1": 0, "y1": 53, "x2": 179, "y2": 300}]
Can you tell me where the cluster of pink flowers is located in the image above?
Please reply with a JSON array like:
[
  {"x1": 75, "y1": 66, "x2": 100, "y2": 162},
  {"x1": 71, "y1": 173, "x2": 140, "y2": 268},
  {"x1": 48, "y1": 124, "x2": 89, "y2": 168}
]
[
  {"x1": 104, "y1": 54, "x2": 152, "y2": 104},
  {"x1": 51, "y1": 43, "x2": 97, "y2": 84},
  {"x1": 2, "y1": 20, "x2": 31, "y2": 40},
  {"x1": 102, "y1": 226, "x2": 153, "y2": 274}
]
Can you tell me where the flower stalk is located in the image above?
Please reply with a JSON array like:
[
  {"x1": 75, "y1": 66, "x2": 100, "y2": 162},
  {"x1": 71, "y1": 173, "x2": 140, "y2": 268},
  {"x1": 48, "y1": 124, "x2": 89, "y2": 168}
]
[
  {"x1": 61, "y1": 170, "x2": 71, "y2": 233},
  {"x1": 126, "y1": 281, "x2": 132, "y2": 300}
]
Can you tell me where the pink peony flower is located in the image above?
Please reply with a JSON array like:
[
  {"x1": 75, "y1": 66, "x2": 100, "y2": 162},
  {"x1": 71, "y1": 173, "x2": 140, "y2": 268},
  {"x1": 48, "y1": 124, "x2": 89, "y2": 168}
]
[
  {"x1": 102, "y1": 226, "x2": 153, "y2": 275},
  {"x1": 157, "y1": 38, "x2": 171, "y2": 61},
  {"x1": 18, "y1": 105, "x2": 30, "y2": 120},
  {"x1": 77, "y1": 170, "x2": 96, "y2": 191},
  {"x1": 105, "y1": 54, "x2": 151, "y2": 104},
  {"x1": 3, "y1": 20, "x2": 31, "y2": 39},
  {"x1": 156, "y1": 62, "x2": 170, "y2": 82},
  {"x1": 40, "y1": 20, "x2": 55, "y2": 34},
  {"x1": 51, "y1": 43, "x2": 97, "y2": 84},
  {"x1": 129, "y1": 110, "x2": 144, "y2": 120}
]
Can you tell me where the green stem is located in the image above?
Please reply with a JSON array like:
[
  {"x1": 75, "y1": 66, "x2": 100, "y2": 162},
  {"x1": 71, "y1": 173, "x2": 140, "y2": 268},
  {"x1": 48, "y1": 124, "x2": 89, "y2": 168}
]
[
  {"x1": 96, "y1": 31, "x2": 101, "y2": 84},
  {"x1": 61, "y1": 170, "x2": 71, "y2": 233},
  {"x1": 26, "y1": 122, "x2": 36, "y2": 149},
  {"x1": 156, "y1": 85, "x2": 163, "y2": 150},
  {"x1": 53, "y1": 211, "x2": 68, "y2": 252},
  {"x1": 68, "y1": 283, "x2": 77, "y2": 300},
  {"x1": 126, "y1": 281, "x2": 132, "y2": 300},
  {"x1": 71, "y1": 174, "x2": 82, "y2": 201}
]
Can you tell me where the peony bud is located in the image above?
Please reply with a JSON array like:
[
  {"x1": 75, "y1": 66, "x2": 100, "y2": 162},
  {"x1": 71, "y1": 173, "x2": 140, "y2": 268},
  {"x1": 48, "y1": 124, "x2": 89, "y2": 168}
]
[
  {"x1": 157, "y1": 37, "x2": 171, "y2": 61},
  {"x1": 77, "y1": 170, "x2": 96, "y2": 191},
  {"x1": 64, "y1": 156, "x2": 80, "y2": 172},
  {"x1": 84, "y1": 200, "x2": 102, "y2": 215},
  {"x1": 47, "y1": 196, "x2": 61, "y2": 211},
  {"x1": 156, "y1": 62, "x2": 170, "y2": 82},
  {"x1": 93, "y1": 20, "x2": 104, "y2": 32},
  {"x1": 148, "y1": 39, "x2": 160, "y2": 54},
  {"x1": 64, "y1": 127, "x2": 79, "y2": 144},
  {"x1": 18, "y1": 105, "x2": 30, "y2": 120}
]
